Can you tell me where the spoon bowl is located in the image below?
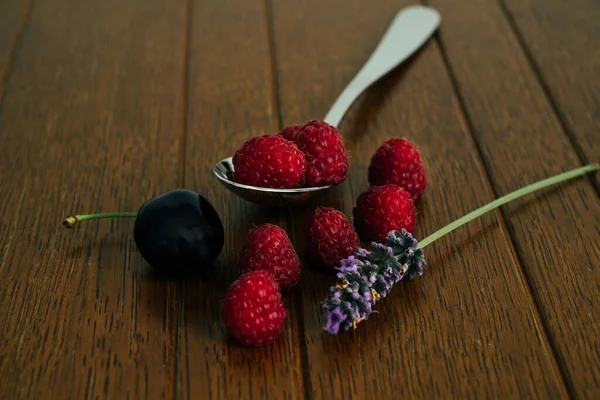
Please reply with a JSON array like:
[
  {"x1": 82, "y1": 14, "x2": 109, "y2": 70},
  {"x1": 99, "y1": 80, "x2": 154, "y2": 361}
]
[
  {"x1": 213, "y1": 6, "x2": 441, "y2": 206},
  {"x1": 213, "y1": 157, "x2": 335, "y2": 205}
]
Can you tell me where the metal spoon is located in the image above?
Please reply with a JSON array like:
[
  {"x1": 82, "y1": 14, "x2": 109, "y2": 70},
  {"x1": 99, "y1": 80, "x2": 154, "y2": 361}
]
[{"x1": 213, "y1": 5, "x2": 441, "y2": 206}]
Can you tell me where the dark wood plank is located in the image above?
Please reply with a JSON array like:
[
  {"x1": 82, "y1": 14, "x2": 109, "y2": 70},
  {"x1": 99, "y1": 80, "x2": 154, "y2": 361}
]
[
  {"x1": 0, "y1": 0, "x2": 31, "y2": 99},
  {"x1": 0, "y1": 0, "x2": 32, "y2": 302},
  {"x1": 0, "y1": 0, "x2": 186, "y2": 398},
  {"x1": 429, "y1": 0, "x2": 600, "y2": 397},
  {"x1": 177, "y1": 0, "x2": 304, "y2": 398},
  {"x1": 270, "y1": 0, "x2": 567, "y2": 398},
  {"x1": 502, "y1": 0, "x2": 600, "y2": 189}
]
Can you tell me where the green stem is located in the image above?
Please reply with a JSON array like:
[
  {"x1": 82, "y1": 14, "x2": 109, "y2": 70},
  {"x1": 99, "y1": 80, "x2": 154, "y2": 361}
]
[
  {"x1": 418, "y1": 163, "x2": 599, "y2": 249},
  {"x1": 62, "y1": 212, "x2": 137, "y2": 228}
]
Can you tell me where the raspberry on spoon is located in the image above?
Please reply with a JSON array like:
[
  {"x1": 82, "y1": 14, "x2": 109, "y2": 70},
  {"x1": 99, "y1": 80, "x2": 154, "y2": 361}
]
[
  {"x1": 232, "y1": 135, "x2": 306, "y2": 189},
  {"x1": 279, "y1": 120, "x2": 348, "y2": 187}
]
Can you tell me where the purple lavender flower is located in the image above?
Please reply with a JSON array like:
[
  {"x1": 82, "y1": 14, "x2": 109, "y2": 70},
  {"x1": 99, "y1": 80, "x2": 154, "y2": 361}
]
[
  {"x1": 324, "y1": 308, "x2": 347, "y2": 334},
  {"x1": 404, "y1": 250, "x2": 426, "y2": 279},
  {"x1": 387, "y1": 229, "x2": 426, "y2": 280},
  {"x1": 322, "y1": 229, "x2": 426, "y2": 334},
  {"x1": 356, "y1": 248, "x2": 369, "y2": 257},
  {"x1": 322, "y1": 260, "x2": 374, "y2": 334},
  {"x1": 387, "y1": 229, "x2": 418, "y2": 253}
]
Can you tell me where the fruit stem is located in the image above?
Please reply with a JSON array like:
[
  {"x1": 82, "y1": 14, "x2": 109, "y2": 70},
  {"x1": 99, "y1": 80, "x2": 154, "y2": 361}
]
[
  {"x1": 62, "y1": 212, "x2": 137, "y2": 228},
  {"x1": 418, "y1": 163, "x2": 599, "y2": 249}
]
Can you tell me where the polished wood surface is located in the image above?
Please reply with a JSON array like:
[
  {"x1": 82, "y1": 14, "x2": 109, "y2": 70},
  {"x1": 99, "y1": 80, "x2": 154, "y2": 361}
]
[{"x1": 0, "y1": 1, "x2": 598, "y2": 399}]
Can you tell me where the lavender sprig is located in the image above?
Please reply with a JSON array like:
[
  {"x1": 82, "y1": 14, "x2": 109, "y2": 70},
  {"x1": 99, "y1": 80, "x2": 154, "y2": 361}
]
[
  {"x1": 323, "y1": 163, "x2": 599, "y2": 335},
  {"x1": 322, "y1": 229, "x2": 420, "y2": 334}
]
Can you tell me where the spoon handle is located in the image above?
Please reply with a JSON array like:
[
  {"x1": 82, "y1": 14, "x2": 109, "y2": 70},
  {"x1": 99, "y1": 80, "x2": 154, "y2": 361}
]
[{"x1": 323, "y1": 6, "x2": 441, "y2": 128}]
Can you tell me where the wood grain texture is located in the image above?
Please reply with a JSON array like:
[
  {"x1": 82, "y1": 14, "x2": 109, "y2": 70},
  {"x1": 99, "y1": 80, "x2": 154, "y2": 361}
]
[
  {"x1": 270, "y1": 0, "x2": 567, "y2": 398},
  {"x1": 429, "y1": 0, "x2": 600, "y2": 397},
  {"x1": 177, "y1": 0, "x2": 303, "y2": 398},
  {"x1": 1, "y1": 0, "x2": 599, "y2": 398},
  {"x1": 0, "y1": 0, "x2": 186, "y2": 398},
  {"x1": 502, "y1": 0, "x2": 600, "y2": 189},
  {"x1": 0, "y1": 0, "x2": 31, "y2": 100}
]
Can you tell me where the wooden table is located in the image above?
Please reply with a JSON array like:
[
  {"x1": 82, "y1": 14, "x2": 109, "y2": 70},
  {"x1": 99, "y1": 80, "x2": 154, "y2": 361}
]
[{"x1": 1, "y1": 0, "x2": 599, "y2": 398}]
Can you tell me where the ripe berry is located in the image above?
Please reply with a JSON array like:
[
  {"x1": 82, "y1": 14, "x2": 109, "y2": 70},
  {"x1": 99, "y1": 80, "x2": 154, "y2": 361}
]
[
  {"x1": 307, "y1": 207, "x2": 360, "y2": 269},
  {"x1": 353, "y1": 184, "x2": 416, "y2": 243},
  {"x1": 368, "y1": 138, "x2": 427, "y2": 200},
  {"x1": 222, "y1": 270, "x2": 287, "y2": 347},
  {"x1": 62, "y1": 189, "x2": 225, "y2": 275},
  {"x1": 232, "y1": 135, "x2": 306, "y2": 189},
  {"x1": 133, "y1": 189, "x2": 225, "y2": 272},
  {"x1": 279, "y1": 120, "x2": 348, "y2": 187},
  {"x1": 239, "y1": 223, "x2": 301, "y2": 292}
]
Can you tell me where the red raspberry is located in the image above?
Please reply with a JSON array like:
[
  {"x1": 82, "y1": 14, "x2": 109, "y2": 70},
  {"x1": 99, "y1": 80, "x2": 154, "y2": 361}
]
[
  {"x1": 239, "y1": 223, "x2": 301, "y2": 292},
  {"x1": 278, "y1": 124, "x2": 301, "y2": 139},
  {"x1": 222, "y1": 270, "x2": 287, "y2": 347},
  {"x1": 279, "y1": 120, "x2": 348, "y2": 187},
  {"x1": 368, "y1": 138, "x2": 427, "y2": 200},
  {"x1": 232, "y1": 135, "x2": 306, "y2": 189},
  {"x1": 307, "y1": 207, "x2": 360, "y2": 269},
  {"x1": 353, "y1": 184, "x2": 416, "y2": 243}
]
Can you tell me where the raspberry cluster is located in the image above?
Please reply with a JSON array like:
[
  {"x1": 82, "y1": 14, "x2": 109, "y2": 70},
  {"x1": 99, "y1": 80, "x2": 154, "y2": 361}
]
[
  {"x1": 223, "y1": 122, "x2": 429, "y2": 346},
  {"x1": 221, "y1": 223, "x2": 300, "y2": 347},
  {"x1": 231, "y1": 120, "x2": 349, "y2": 189}
]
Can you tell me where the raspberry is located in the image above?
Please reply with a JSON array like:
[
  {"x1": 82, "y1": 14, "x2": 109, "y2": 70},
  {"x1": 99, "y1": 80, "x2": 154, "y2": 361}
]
[
  {"x1": 222, "y1": 270, "x2": 287, "y2": 347},
  {"x1": 279, "y1": 120, "x2": 348, "y2": 187},
  {"x1": 368, "y1": 138, "x2": 427, "y2": 200},
  {"x1": 353, "y1": 184, "x2": 417, "y2": 243},
  {"x1": 232, "y1": 135, "x2": 306, "y2": 189},
  {"x1": 278, "y1": 124, "x2": 301, "y2": 139},
  {"x1": 239, "y1": 223, "x2": 301, "y2": 292},
  {"x1": 307, "y1": 207, "x2": 360, "y2": 269}
]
